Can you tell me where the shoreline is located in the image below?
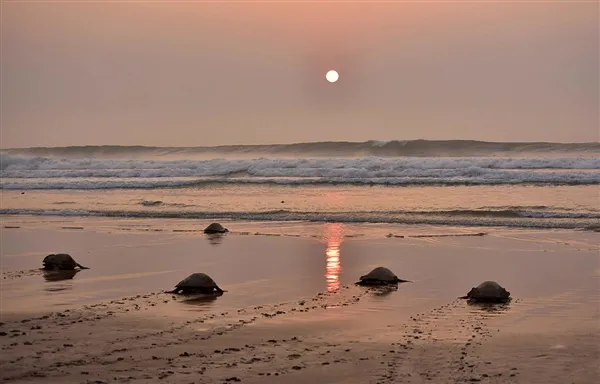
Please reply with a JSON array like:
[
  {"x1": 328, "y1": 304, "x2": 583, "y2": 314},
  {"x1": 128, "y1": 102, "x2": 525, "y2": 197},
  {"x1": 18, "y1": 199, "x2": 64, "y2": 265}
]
[{"x1": 2, "y1": 213, "x2": 598, "y2": 238}]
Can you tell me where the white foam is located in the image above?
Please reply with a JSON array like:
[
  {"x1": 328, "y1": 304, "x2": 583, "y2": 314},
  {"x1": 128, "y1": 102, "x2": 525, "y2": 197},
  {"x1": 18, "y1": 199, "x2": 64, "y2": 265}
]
[
  {"x1": 1, "y1": 154, "x2": 599, "y2": 188},
  {"x1": 1, "y1": 173, "x2": 599, "y2": 190},
  {"x1": 370, "y1": 140, "x2": 391, "y2": 147}
]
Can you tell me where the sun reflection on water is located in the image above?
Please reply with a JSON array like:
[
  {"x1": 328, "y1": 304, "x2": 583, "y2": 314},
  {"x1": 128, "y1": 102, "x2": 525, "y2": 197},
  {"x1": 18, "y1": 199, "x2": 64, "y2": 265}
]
[{"x1": 324, "y1": 223, "x2": 344, "y2": 292}]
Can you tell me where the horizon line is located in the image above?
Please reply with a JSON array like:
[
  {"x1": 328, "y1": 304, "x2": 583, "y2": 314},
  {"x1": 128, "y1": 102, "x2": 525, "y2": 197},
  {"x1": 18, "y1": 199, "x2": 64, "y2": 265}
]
[{"x1": 3, "y1": 139, "x2": 600, "y2": 151}]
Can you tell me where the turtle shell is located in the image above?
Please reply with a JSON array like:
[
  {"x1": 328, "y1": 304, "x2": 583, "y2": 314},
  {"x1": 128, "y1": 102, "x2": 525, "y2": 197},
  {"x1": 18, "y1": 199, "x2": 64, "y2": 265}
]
[
  {"x1": 359, "y1": 267, "x2": 400, "y2": 283},
  {"x1": 175, "y1": 273, "x2": 219, "y2": 289},
  {"x1": 466, "y1": 281, "x2": 510, "y2": 302},
  {"x1": 204, "y1": 223, "x2": 228, "y2": 234},
  {"x1": 43, "y1": 253, "x2": 78, "y2": 270}
]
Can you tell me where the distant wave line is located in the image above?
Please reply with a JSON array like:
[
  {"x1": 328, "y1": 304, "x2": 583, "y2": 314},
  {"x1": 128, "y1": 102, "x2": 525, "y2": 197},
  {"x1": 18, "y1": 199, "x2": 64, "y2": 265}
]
[
  {"x1": 2, "y1": 176, "x2": 600, "y2": 189},
  {"x1": 3, "y1": 139, "x2": 599, "y2": 158},
  {"x1": 1, "y1": 208, "x2": 598, "y2": 230},
  {"x1": 3, "y1": 155, "x2": 600, "y2": 174}
]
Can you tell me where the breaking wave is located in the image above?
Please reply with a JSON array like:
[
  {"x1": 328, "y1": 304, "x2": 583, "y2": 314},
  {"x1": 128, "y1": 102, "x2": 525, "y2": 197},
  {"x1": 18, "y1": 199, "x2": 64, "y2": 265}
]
[
  {"x1": 3, "y1": 139, "x2": 599, "y2": 158},
  {"x1": 1, "y1": 154, "x2": 600, "y2": 189},
  {"x1": 2, "y1": 175, "x2": 600, "y2": 190},
  {"x1": 3, "y1": 155, "x2": 600, "y2": 174}
]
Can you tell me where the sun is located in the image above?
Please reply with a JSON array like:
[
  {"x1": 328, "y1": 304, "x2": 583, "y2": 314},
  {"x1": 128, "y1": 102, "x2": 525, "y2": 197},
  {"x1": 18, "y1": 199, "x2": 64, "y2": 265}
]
[{"x1": 325, "y1": 70, "x2": 339, "y2": 83}]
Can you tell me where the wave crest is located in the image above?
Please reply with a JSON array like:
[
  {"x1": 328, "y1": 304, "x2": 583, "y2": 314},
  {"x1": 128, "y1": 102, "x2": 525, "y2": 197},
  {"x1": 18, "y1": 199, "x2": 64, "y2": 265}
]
[{"x1": 3, "y1": 139, "x2": 599, "y2": 159}]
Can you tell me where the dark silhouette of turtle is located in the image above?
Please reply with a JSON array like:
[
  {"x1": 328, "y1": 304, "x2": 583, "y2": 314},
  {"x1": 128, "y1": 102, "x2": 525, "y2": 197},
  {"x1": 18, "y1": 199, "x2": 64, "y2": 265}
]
[
  {"x1": 204, "y1": 223, "x2": 229, "y2": 234},
  {"x1": 356, "y1": 267, "x2": 411, "y2": 286},
  {"x1": 460, "y1": 281, "x2": 511, "y2": 303},
  {"x1": 166, "y1": 273, "x2": 225, "y2": 295},
  {"x1": 42, "y1": 254, "x2": 89, "y2": 270}
]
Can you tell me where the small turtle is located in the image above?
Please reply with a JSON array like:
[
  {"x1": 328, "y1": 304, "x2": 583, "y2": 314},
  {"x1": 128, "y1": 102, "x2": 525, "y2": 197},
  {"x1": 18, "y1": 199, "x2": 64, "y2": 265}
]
[
  {"x1": 461, "y1": 281, "x2": 510, "y2": 303},
  {"x1": 42, "y1": 254, "x2": 89, "y2": 270},
  {"x1": 356, "y1": 267, "x2": 411, "y2": 286},
  {"x1": 166, "y1": 273, "x2": 225, "y2": 295},
  {"x1": 204, "y1": 223, "x2": 229, "y2": 234}
]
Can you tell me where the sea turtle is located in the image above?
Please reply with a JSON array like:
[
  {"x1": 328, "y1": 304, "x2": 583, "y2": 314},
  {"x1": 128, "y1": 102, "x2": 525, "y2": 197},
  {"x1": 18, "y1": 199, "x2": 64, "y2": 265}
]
[
  {"x1": 461, "y1": 281, "x2": 511, "y2": 303},
  {"x1": 166, "y1": 273, "x2": 225, "y2": 295},
  {"x1": 356, "y1": 267, "x2": 411, "y2": 286},
  {"x1": 204, "y1": 223, "x2": 229, "y2": 234},
  {"x1": 42, "y1": 254, "x2": 89, "y2": 270}
]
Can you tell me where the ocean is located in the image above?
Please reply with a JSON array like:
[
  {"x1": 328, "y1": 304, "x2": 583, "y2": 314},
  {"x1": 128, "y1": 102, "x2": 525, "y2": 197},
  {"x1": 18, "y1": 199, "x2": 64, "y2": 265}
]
[{"x1": 1, "y1": 140, "x2": 599, "y2": 232}]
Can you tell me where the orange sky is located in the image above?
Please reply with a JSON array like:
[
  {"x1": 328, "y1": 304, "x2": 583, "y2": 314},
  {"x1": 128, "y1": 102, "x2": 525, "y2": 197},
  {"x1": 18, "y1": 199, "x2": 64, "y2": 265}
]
[{"x1": 2, "y1": 0, "x2": 598, "y2": 147}]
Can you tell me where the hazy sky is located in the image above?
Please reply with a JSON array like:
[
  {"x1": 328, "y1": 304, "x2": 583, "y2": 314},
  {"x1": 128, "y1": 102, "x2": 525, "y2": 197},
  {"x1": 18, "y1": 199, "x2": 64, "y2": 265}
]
[{"x1": 2, "y1": 0, "x2": 598, "y2": 148}]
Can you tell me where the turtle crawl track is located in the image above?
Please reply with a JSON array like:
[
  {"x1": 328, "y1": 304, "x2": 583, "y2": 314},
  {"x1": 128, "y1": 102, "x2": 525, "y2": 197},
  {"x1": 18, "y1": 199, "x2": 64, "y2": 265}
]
[
  {"x1": 376, "y1": 298, "x2": 522, "y2": 384},
  {"x1": 1, "y1": 285, "x2": 523, "y2": 383},
  {"x1": 0, "y1": 285, "x2": 371, "y2": 382}
]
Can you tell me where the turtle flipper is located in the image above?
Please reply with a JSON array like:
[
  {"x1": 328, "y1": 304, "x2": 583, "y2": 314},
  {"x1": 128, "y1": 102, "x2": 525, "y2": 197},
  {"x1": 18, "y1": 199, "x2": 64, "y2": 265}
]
[
  {"x1": 75, "y1": 263, "x2": 90, "y2": 270},
  {"x1": 165, "y1": 289, "x2": 180, "y2": 294}
]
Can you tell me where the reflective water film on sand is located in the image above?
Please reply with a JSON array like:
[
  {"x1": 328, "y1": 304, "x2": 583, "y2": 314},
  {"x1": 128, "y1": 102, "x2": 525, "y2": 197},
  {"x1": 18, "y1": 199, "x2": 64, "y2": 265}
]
[{"x1": 324, "y1": 223, "x2": 344, "y2": 292}]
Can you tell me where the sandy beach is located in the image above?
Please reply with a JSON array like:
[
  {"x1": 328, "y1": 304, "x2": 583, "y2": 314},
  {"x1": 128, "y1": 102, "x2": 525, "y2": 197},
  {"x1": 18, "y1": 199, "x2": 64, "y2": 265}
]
[{"x1": 1, "y1": 217, "x2": 598, "y2": 383}]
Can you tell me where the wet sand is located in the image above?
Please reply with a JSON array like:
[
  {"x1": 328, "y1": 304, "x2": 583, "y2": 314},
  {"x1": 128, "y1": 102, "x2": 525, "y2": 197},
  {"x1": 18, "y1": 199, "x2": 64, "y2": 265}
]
[{"x1": 1, "y1": 218, "x2": 599, "y2": 383}]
